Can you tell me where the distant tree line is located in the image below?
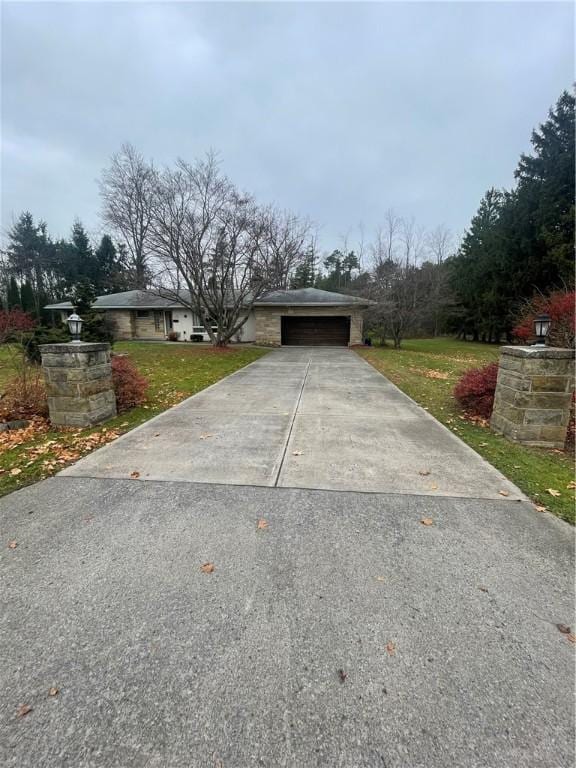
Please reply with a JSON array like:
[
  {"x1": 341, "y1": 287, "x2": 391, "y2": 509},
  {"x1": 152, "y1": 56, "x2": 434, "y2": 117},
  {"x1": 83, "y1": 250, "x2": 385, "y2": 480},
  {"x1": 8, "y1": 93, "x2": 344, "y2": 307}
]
[
  {"x1": 0, "y1": 214, "x2": 133, "y2": 319},
  {"x1": 1, "y1": 90, "x2": 571, "y2": 348},
  {"x1": 447, "y1": 90, "x2": 574, "y2": 342},
  {"x1": 292, "y1": 90, "x2": 574, "y2": 347}
]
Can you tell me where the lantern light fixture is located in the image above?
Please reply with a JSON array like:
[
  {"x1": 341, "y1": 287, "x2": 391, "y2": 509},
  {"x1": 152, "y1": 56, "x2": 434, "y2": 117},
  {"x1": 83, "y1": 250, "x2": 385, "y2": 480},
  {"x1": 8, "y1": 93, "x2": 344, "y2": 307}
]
[
  {"x1": 67, "y1": 311, "x2": 84, "y2": 344},
  {"x1": 533, "y1": 314, "x2": 551, "y2": 346}
]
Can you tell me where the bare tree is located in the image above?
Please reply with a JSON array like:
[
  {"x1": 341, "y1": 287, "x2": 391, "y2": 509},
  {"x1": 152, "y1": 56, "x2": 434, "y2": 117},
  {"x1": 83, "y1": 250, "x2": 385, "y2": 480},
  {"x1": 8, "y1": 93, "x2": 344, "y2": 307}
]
[
  {"x1": 426, "y1": 224, "x2": 453, "y2": 265},
  {"x1": 366, "y1": 214, "x2": 424, "y2": 348},
  {"x1": 257, "y1": 207, "x2": 312, "y2": 290},
  {"x1": 150, "y1": 153, "x2": 301, "y2": 345},
  {"x1": 100, "y1": 143, "x2": 157, "y2": 290},
  {"x1": 400, "y1": 217, "x2": 426, "y2": 267},
  {"x1": 426, "y1": 224, "x2": 454, "y2": 335}
]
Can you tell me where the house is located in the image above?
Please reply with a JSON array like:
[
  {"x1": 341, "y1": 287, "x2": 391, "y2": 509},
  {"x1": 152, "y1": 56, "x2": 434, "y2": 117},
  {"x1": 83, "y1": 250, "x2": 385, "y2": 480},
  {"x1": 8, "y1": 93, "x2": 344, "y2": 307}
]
[{"x1": 45, "y1": 287, "x2": 372, "y2": 346}]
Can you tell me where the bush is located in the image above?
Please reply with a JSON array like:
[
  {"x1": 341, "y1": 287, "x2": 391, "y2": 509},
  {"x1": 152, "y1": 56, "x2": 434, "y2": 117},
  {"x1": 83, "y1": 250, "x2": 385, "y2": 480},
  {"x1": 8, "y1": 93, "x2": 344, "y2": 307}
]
[
  {"x1": 82, "y1": 312, "x2": 116, "y2": 345},
  {"x1": 453, "y1": 362, "x2": 499, "y2": 420},
  {"x1": 513, "y1": 290, "x2": 575, "y2": 348},
  {"x1": 22, "y1": 325, "x2": 69, "y2": 364},
  {"x1": 0, "y1": 309, "x2": 36, "y2": 343},
  {"x1": 0, "y1": 365, "x2": 48, "y2": 421},
  {"x1": 167, "y1": 330, "x2": 179, "y2": 342},
  {"x1": 111, "y1": 355, "x2": 149, "y2": 412}
]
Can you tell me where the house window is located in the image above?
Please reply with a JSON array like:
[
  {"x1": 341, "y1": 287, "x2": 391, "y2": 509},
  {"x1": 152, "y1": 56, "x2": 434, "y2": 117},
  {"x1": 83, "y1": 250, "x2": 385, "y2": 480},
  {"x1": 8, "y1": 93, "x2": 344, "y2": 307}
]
[
  {"x1": 154, "y1": 311, "x2": 163, "y2": 331},
  {"x1": 136, "y1": 310, "x2": 150, "y2": 318}
]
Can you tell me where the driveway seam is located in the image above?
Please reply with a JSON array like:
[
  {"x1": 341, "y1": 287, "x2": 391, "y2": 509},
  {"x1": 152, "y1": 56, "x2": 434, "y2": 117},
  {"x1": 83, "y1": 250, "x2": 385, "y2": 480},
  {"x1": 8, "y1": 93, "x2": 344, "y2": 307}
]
[{"x1": 272, "y1": 358, "x2": 311, "y2": 488}]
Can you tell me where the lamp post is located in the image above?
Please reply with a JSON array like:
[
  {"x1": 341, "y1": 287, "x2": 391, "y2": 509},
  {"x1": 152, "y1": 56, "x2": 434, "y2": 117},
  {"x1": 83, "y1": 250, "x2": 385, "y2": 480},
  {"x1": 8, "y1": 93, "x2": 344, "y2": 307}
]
[
  {"x1": 67, "y1": 311, "x2": 84, "y2": 344},
  {"x1": 533, "y1": 314, "x2": 551, "y2": 347}
]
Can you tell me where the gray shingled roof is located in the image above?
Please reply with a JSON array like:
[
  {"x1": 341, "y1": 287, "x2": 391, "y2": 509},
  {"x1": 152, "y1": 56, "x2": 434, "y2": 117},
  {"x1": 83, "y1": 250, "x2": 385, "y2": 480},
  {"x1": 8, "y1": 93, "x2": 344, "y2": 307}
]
[
  {"x1": 45, "y1": 287, "x2": 372, "y2": 311},
  {"x1": 255, "y1": 287, "x2": 371, "y2": 306},
  {"x1": 45, "y1": 290, "x2": 190, "y2": 311}
]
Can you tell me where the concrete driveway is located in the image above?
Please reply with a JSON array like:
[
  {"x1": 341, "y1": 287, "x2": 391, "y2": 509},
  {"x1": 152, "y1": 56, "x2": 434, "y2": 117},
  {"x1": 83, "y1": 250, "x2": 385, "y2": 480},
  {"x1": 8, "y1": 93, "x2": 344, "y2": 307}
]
[
  {"x1": 61, "y1": 347, "x2": 522, "y2": 499},
  {"x1": 1, "y1": 348, "x2": 573, "y2": 767}
]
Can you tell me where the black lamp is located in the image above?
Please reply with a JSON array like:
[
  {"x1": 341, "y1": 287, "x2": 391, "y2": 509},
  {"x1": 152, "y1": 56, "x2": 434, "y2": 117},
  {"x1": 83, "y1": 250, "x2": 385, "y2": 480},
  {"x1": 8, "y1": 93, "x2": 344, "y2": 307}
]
[
  {"x1": 533, "y1": 314, "x2": 551, "y2": 346},
  {"x1": 67, "y1": 311, "x2": 84, "y2": 344}
]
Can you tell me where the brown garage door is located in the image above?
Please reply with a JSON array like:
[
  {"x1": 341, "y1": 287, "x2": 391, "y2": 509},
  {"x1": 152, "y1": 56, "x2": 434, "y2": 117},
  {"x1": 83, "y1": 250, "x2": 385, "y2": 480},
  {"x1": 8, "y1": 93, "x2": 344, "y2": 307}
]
[{"x1": 281, "y1": 316, "x2": 350, "y2": 346}]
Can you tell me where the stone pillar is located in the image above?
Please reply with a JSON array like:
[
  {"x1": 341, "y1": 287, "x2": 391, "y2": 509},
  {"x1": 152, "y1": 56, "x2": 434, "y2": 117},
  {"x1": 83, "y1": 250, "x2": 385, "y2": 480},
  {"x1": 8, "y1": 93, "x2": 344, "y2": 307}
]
[
  {"x1": 491, "y1": 346, "x2": 574, "y2": 448},
  {"x1": 40, "y1": 343, "x2": 117, "y2": 428}
]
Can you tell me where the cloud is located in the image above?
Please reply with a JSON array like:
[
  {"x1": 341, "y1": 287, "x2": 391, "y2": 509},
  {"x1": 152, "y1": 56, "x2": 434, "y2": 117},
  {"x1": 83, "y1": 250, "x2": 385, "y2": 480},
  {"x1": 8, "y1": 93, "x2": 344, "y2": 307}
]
[{"x1": 1, "y1": 1, "x2": 573, "y2": 248}]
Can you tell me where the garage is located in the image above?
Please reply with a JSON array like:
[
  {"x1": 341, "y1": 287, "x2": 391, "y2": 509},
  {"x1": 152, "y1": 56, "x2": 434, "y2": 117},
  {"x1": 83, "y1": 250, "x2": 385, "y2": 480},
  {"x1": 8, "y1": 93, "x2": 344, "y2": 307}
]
[{"x1": 281, "y1": 315, "x2": 350, "y2": 346}]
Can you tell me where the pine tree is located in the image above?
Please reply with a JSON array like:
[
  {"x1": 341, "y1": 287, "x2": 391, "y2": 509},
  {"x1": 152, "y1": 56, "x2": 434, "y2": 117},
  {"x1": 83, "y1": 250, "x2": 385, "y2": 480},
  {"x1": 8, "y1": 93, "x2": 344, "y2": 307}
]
[
  {"x1": 7, "y1": 276, "x2": 21, "y2": 309},
  {"x1": 20, "y1": 280, "x2": 36, "y2": 315}
]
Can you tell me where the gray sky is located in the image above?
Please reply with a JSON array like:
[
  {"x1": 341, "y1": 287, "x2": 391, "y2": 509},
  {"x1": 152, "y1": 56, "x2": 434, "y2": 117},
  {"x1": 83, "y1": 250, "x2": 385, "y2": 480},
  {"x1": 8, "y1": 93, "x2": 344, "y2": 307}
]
[{"x1": 1, "y1": 1, "x2": 574, "y2": 255}]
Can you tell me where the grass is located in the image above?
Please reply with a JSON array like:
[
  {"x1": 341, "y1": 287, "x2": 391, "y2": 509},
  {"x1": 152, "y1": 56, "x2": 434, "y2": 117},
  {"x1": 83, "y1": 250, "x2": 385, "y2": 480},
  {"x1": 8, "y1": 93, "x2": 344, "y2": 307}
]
[
  {"x1": 0, "y1": 342, "x2": 268, "y2": 498},
  {"x1": 357, "y1": 338, "x2": 575, "y2": 524}
]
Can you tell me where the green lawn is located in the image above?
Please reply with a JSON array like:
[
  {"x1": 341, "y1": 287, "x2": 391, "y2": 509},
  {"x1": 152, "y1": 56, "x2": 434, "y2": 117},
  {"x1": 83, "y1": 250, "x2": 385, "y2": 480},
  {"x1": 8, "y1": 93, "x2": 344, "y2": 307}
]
[
  {"x1": 357, "y1": 338, "x2": 575, "y2": 524},
  {"x1": 0, "y1": 342, "x2": 268, "y2": 498}
]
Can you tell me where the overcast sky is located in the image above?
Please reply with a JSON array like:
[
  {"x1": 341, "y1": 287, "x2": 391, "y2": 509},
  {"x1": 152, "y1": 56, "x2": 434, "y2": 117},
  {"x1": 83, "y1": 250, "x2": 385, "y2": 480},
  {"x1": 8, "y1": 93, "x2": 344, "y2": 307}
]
[{"x1": 1, "y1": 1, "x2": 573, "y2": 255}]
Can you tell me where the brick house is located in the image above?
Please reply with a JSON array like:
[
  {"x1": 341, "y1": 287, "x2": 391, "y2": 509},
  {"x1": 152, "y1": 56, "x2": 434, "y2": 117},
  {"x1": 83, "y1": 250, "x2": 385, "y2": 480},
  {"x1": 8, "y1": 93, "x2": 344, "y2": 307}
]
[{"x1": 45, "y1": 287, "x2": 372, "y2": 346}]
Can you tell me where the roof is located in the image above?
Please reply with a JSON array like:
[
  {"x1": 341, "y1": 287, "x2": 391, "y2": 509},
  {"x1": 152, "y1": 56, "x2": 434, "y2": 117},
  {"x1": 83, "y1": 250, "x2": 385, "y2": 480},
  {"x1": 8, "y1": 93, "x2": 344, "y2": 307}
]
[
  {"x1": 45, "y1": 287, "x2": 373, "y2": 311},
  {"x1": 45, "y1": 290, "x2": 190, "y2": 311},
  {"x1": 255, "y1": 287, "x2": 372, "y2": 306}
]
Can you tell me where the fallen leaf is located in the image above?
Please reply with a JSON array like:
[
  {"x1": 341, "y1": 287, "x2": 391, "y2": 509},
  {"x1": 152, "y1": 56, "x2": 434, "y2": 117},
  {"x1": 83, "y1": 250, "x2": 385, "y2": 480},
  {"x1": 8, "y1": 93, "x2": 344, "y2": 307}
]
[
  {"x1": 430, "y1": 483, "x2": 438, "y2": 491},
  {"x1": 130, "y1": 471, "x2": 140, "y2": 479},
  {"x1": 534, "y1": 505, "x2": 547, "y2": 513},
  {"x1": 418, "y1": 469, "x2": 431, "y2": 476},
  {"x1": 48, "y1": 687, "x2": 59, "y2": 697},
  {"x1": 499, "y1": 490, "x2": 510, "y2": 497},
  {"x1": 16, "y1": 704, "x2": 32, "y2": 718},
  {"x1": 200, "y1": 562, "x2": 215, "y2": 573},
  {"x1": 567, "y1": 481, "x2": 576, "y2": 490},
  {"x1": 568, "y1": 634, "x2": 576, "y2": 644},
  {"x1": 547, "y1": 488, "x2": 561, "y2": 497},
  {"x1": 292, "y1": 450, "x2": 304, "y2": 456},
  {"x1": 385, "y1": 641, "x2": 396, "y2": 656},
  {"x1": 8, "y1": 540, "x2": 17, "y2": 549},
  {"x1": 556, "y1": 623, "x2": 571, "y2": 635},
  {"x1": 375, "y1": 576, "x2": 385, "y2": 582},
  {"x1": 478, "y1": 586, "x2": 489, "y2": 593},
  {"x1": 256, "y1": 519, "x2": 268, "y2": 530},
  {"x1": 199, "y1": 433, "x2": 214, "y2": 440},
  {"x1": 10, "y1": 468, "x2": 22, "y2": 476},
  {"x1": 420, "y1": 518, "x2": 434, "y2": 526},
  {"x1": 338, "y1": 669, "x2": 347, "y2": 683}
]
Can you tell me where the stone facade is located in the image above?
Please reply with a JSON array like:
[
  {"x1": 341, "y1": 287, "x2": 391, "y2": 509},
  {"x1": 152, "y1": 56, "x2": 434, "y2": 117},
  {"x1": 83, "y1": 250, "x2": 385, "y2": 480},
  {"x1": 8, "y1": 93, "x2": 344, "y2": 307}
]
[
  {"x1": 254, "y1": 306, "x2": 364, "y2": 346},
  {"x1": 107, "y1": 310, "x2": 135, "y2": 340},
  {"x1": 490, "y1": 346, "x2": 575, "y2": 448},
  {"x1": 40, "y1": 343, "x2": 117, "y2": 427}
]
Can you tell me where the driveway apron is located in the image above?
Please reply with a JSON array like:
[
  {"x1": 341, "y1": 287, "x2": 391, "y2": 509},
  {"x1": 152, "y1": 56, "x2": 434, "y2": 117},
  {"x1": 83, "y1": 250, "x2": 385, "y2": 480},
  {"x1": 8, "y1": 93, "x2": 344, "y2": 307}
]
[{"x1": 61, "y1": 347, "x2": 522, "y2": 500}]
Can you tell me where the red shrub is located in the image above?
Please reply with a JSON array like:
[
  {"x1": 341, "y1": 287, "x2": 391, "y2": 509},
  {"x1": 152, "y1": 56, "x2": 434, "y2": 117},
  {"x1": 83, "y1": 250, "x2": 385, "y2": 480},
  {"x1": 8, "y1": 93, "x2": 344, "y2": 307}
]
[
  {"x1": 111, "y1": 355, "x2": 149, "y2": 412},
  {"x1": 453, "y1": 362, "x2": 499, "y2": 420},
  {"x1": 513, "y1": 290, "x2": 575, "y2": 348},
  {"x1": 0, "y1": 309, "x2": 35, "y2": 343}
]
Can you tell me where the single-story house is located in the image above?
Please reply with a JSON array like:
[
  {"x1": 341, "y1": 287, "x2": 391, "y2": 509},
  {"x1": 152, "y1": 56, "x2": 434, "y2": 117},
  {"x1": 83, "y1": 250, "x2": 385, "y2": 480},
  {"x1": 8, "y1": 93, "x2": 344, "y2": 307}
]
[{"x1": 45, "y1": 287, "x2": 372, "y2": 346}]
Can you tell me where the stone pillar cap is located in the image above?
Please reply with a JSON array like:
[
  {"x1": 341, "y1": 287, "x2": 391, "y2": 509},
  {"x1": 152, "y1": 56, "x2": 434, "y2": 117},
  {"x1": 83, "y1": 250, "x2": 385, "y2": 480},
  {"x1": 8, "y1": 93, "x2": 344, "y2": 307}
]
[
  {"x1": 499, "y1": 345, "x2": 575, "y2": 359},
  {"x1": 39, "y1": 342, "x2": 111, "y2": 353}
]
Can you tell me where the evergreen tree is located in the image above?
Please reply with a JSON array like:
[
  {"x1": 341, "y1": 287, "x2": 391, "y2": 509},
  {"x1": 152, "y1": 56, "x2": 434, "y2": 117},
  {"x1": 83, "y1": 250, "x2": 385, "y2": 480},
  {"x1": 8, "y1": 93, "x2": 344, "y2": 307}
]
[
  {"x1": 290, "y1": 247, "x2": 316, "y2": 288},
  {"x1": 73, "y1": 278, "x2": 97, "y2": 316},
  {"x1": 7, "y1": 276, "x2": 21, "y2": 309},
  {"x1": 448, "y1": 90, "x2": 575, "y2": 341},
  {"x1": 94, "y1": 234, "x2": 131, "y2": 292},
  {"x1": 20, "y1": 280, "x2": 36, "y2": 315}
]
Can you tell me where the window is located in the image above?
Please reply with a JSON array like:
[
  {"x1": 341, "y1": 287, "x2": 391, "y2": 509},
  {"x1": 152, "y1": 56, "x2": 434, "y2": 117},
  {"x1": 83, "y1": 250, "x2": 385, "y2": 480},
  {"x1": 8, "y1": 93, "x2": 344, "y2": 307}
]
[
  {"x1": 154, "y1": 311, "x2": 163, "y2": 331},
  {"x1": 136, "y1": 310, "x2": 150, "y2": 318},
  {"x1": 193, "y1": 326, "x2": 205, "y2": 333}
]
